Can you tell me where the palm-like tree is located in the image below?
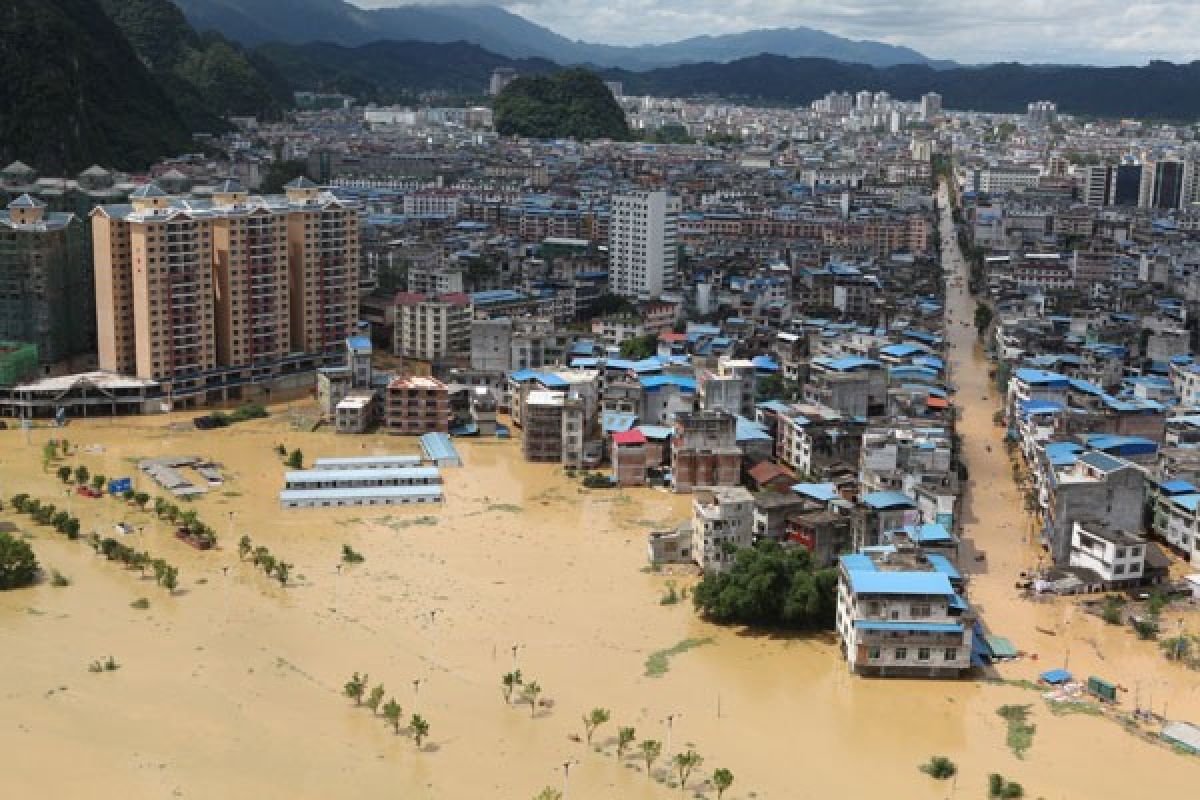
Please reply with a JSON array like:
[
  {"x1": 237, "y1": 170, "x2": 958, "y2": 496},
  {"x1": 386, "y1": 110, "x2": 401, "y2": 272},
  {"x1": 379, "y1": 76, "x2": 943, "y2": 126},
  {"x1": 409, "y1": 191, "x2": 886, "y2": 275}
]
[
  {"x1": 617, "y1": 726, "x2": 636, "y2": 759},
  {"x1": 74, "y1": 465, "x2": 89, "y2": 485},
  {"x1": 640, "y1": 739, "x2": 662, "y2": 778},
  {"x1": 583, "y1": 707, "x2": 610, "y2": 744},
  {"x1": 382, "y1": 699, "x2": 403, "y2": 733},
  {"x1": 344, "y1": 672, "x2": 367, "y2": 705},
  {"x1": 520, "y1": 681, "x2": 542, "y2": 717},
  {"x1": 366, "y1": 684, "x2": 385, "y2": 715},
  {"x1": 502, "y1": 670, "x2": 523, "y2": 703},
  {"x1": 712, "y1": 767, "x2": 733, "y2": 799},
  {"x1": 274, "y1": 561, "x2": 291, "y2": 587},
  {"x1": 673, "y1": 750, "x2": 703, "y2": 792},
  {"x1": 409, "y1": 714, "x2": 429, "y2": 748},
  {"x1": 238, "y1": 535, "x2": 253, "y2": 561}
]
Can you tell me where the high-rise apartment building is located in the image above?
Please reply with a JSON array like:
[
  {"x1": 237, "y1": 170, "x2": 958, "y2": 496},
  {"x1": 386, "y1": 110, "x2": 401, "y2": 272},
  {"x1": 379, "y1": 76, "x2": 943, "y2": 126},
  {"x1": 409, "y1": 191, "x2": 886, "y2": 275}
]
[
  {"x1": 92, "y1": 178, "x2": 359, "y2": 402},
  {"x1": 919, "y1": 92, "x2": 942, "y2": 121},
  {"x1": 394, "y1": 292, "x2": 472, "y2": 364},
  {"x1": 0, "y1": 194, "x2": 91, "y2": 366},
  {"x1": 608, "y1": 190, "x2": 680, "y2": 301}
]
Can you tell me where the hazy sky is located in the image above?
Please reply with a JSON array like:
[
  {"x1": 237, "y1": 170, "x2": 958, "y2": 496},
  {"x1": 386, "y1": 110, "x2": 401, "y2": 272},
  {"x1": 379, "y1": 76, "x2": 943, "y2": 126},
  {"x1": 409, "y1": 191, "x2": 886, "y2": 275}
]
[{"x1": 348, "y1": 1, "x2": 1198, "y2": 64}]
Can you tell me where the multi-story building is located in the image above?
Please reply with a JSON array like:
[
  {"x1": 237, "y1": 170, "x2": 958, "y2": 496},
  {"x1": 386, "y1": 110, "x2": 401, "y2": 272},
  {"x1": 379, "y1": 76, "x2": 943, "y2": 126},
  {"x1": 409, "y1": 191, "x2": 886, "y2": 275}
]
[
  {"x1": 836, "y1": 543, "x2": 975, "y2": 677},
  {"x1": 0, "y1": 194, "x2": 91, "y2": 366},
  {"x1": 608, "y1": 190, "x2": 680, "y2": 301},
  {"x1": 394, "y1": 292, "x2": 472, "y2": 363},
  {"x1": 385, "y1": 375, "x2": 450, "y2": 435},
  {"x1": 1043, "y1": 451, "x2": 1144, "y2": 565},
  {"x1": 1068, "y1": 520, "x2": 1149, "y2": 588},
  {"x1": 92, "y1": 178, "x2": 360, "y2": 403},
  {"x1": 671, "y1": 410, "x2": 741, "y2": 493},
  {"x1": 691, "y1": 486, "x2": 755, "y2": 573}
]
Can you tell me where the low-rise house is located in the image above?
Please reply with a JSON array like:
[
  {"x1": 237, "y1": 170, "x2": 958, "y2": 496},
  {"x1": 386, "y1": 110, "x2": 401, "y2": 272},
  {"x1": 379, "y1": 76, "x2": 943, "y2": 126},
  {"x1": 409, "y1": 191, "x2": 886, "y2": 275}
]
[
  {"x1": 612, "y1": 429, "x2": 648, "y2": 486},
  {"x1": 691, "y1": 486, "x2": 755, "y2": 572},
  {"x1": 835, "y1": 544, "x2": 976, "y2": 677},
  {"x1": 335, "y1": 391, "x2": 377, "y2": 433},
  {"x1": 1068, "y1": 520, "x2": 1149, "y2": 588}
]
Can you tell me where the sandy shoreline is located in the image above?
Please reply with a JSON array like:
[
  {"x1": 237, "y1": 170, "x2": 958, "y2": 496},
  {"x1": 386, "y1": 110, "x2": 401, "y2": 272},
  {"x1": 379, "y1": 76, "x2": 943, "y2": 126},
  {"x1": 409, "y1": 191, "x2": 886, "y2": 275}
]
[{"x1": 3, "y1": 190, "x2": 1199, "y2": 797}]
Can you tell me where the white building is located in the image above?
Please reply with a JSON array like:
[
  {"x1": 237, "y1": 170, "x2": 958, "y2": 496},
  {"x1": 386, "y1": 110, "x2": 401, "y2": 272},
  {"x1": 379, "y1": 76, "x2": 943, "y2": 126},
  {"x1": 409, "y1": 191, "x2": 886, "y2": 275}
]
[
  {"x1": 1068, "y1": 520, "x2": 1147, "y2": 586},
  {"x1": 691, "y1": 486, "x2": 755, "y2": 573},
  {"x1": 608, "y1": 190, "x2": 680, "y2": 301}
]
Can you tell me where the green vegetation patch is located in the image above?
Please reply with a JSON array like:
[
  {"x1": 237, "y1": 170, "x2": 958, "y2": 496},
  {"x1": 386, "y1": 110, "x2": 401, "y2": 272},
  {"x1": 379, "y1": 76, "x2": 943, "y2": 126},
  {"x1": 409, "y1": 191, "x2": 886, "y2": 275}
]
[
  {"x1": 644, "y1": 637, "x2": 713, "y2": 677},
  {"x1": 997, "y1": 704, "x2": 1036, "y2": 758}
]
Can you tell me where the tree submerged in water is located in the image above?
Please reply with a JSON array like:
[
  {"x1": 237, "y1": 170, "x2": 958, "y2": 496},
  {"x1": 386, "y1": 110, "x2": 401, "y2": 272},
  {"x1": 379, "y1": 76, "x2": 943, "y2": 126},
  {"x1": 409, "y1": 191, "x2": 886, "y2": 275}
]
[{"x1": 692, "y1": 540, "x2": 838, "y2": 629}]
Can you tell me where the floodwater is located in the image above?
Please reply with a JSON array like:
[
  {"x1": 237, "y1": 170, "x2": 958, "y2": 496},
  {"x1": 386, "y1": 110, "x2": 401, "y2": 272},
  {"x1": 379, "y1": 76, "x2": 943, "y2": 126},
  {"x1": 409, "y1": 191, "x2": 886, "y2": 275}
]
[{"x1": 1, "y1": 189, "x2": 1198, "y2": 797}]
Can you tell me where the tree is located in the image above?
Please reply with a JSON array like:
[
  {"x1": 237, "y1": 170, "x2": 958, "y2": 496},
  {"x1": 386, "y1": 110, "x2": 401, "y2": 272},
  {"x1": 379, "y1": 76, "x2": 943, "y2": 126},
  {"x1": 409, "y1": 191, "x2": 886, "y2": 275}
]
[
  {"x1": 583, "y1": 707, "x2": 610, "y2": 744},
  {"x1": 533, "y1": 789, "x2": 562, "y2": 800},
  {"x1": 57, "y1": 465, "x2": 72, "y2": 484},
  {"x1": 692, "y1": 540, "x2": 839, "y2": 629},
  {"x1": 366, "y1": 683, "x2": 385, "y2": 715},
  {"x1": 619, "y1": 333, "x2": 658, "y2": 360},
  {"x1": 520, "y1": 681, "x2": 542, "y2": 717},
  {"x1": 0, "y1": 531, "x2": 39, "y2": 590},
  {"x1": 133, "y1": 492, "x2": 150, "y2": 510},
  {"x1": 502, "y1": 670, "x2": 523, "y2": 704},
  {"x1": 673, "y1": 750, "x2": 703, "y2": 792},
  {"x1": 91, "y1": 474, "x2": 106, "y2": 491},
  {"x1": 122, "y1": 488, "x2": 136, "y2": 503},
  {"x1": 382, "y1": 698, "x2": 403, "y2": 733},
  {"x1": 617, "y1": 726, "x2": 636, "y2": 758},
  {"x1": 238, "y1": 535, "x2": 253, "y2": 561},
  {"x1": 42, "y1": 441, "x2": 58, "y2": 468},
  {"x1": 974, "y1": 302, "x2": 994, "y2": 336},
  {"x1": 712, "y1": 768, "x2": 734, "y2": 799},
  {"x1": 920, "y1": 756, "x2": 957, "y2": 779},
  {"x1": 344, "y1": 672, "x2": 367, "y2": 705},
  {"x1": 410, "y1": 714, "x2": 430, "y2": 748},
  {"x1": 74, "y1": 465, "x2": 89, "y2": 485},
  {"x1": 161, "y1": 565, "x2": 179, "y2": 592},
  {"x1": 274, "y1": 561, "x2": 291, "y2": 587},
  {"x1": 64, "y1": 518, "x2": 81, "y2": 539},
  {"x1": 640, "y1": 739, "x2": 662, "y2": 778},
  {"x1": 286, "y1": 449, "x2": 304, "y2": 469},
  {"x1": 153, "y1": 497, "x2": 168, "y2": 518}
]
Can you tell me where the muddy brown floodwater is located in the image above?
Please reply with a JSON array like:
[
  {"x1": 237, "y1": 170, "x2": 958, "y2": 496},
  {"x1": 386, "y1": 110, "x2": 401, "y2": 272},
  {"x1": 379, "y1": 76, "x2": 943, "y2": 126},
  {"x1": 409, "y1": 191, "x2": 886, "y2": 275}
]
[{"x1": 1, "y1": 187, "x2": 1198, "y2": 798}]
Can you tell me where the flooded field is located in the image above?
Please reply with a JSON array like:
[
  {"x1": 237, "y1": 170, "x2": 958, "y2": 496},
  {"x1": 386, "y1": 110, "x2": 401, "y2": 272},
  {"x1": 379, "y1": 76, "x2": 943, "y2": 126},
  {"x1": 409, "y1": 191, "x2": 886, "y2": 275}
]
[{"x1": 2, "y1": 192, "x2": 1198, "y2": 797}]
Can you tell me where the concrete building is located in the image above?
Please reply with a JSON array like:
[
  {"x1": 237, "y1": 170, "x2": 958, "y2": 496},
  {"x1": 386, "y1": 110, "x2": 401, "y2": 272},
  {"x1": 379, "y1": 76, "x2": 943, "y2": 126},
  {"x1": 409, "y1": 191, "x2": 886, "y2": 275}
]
[
  {"x1": 671, "y1": 410, "x2": 741, "y2": 492},
  {"x1": 335, "y1": 391, "x2": 377, "y2": 433},
  {"x1": 1044, "y1": 451, "x2": 1144, "y2": 565},
  {"x1": 1068, "y1": 520, "x2": 1148, "y2": 588},
  {"x1": 91, "y1": 179, "x2": 359, "y2": 403},
  {"x1": 394, "y1": 292, "x2": 472, "y2": 363},
  {"x1": 385, "y1": 375, "x2": 450, "y2": 435},
  {"x1": 0, "y1": 194, "x2": 91, "y2": 366},
  {"x1": 836, "y1": 544, "x2": 975, "y2": 677},
  {"x1": 612, "y1": 429, "x2": 648, "y2": 486},
  {"x1": 691, "y1": 486, "x2": 755, "y2": 573},
  {"x1": 608, "y1": 190, "x2": 680, "y2": 301}
]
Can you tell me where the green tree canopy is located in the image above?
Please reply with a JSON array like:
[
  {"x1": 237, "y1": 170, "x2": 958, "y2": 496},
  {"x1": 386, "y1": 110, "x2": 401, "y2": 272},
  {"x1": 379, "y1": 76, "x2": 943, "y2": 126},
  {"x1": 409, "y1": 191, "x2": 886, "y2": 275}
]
[
  {"x1": 0, "y1": 532, "x2": 39, "y2": 590},
  {"x1": 692, "y1": 540, "x2": 839, "y2": 629},
  {"x1": 494, "y1": 68, "x2": 630, "y2": 141}
]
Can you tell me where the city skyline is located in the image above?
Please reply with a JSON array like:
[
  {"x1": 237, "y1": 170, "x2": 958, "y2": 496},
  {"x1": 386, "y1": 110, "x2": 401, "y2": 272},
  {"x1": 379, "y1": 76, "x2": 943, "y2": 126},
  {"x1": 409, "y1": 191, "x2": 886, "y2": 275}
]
[{"x1": 350, "y1": 0, "x2": 1200, "y2": 66}]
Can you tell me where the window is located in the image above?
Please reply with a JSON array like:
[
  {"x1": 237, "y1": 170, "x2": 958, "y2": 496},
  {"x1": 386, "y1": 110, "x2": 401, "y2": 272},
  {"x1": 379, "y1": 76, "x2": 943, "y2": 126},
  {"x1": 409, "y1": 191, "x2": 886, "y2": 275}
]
[
  {"x1": 911, "y1": 603, "x2": 931, "y2": 618},
  {"x1": 917, "y1": 648, "x2": 931, "y2": 661},
  {"x1": 867, "y1": 647, "x2": 881, "y2": 660},
  {"x1": 894, "y1": 647, "x2": 907, "y2": 660},
  {"x1": 944, "y1": 648, "x2": 958, "y2": 661}
]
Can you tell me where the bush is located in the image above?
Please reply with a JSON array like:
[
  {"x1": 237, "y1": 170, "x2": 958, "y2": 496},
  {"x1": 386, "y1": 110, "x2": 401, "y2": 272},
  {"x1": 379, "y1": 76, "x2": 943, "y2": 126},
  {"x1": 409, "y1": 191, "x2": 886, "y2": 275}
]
[
  {"x1": 919, "y1": 756, "x2": 957, "y2": 780},
  {"x1": 341, "y1": 544, "x2": 364, "y2": 564},
  {"x1": 51, "y1": 570, "x2": 71, "y2": 587},
  {"x1": 1133, "y1": 617, "x2": 1160, "y2": 640},
  {"x1": 0, "y1": 531, "x2": 39, "y2": 590}
]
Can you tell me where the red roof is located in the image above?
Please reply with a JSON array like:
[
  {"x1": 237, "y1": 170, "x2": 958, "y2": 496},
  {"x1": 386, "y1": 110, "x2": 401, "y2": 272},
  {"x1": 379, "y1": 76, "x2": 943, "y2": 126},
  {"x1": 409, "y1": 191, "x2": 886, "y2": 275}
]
[
  {"x1": 437, "y1": 292, "x2": 471, "y2": 306},
  {"x1": 612, "y1": 430, "x2": 647, "y2": 446},
  {"x1": 926, "y1": 396, "x2": 950, "y2": 409},
  {"x1": 394, "y1": 291, "x2": 427, "y2": 306},
  {"x1": 659, "y1": 332, "x2": 687, "y2": 342},
  {"x1": 748, "y1": 461, "x2": 794, "y2": 485}
]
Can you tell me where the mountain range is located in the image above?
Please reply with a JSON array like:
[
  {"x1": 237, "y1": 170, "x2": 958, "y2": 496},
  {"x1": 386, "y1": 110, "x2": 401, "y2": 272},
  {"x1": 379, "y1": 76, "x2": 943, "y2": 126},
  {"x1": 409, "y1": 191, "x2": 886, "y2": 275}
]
[{"x1": 171, "y1": 0, "x2": 953, "y2": 69}]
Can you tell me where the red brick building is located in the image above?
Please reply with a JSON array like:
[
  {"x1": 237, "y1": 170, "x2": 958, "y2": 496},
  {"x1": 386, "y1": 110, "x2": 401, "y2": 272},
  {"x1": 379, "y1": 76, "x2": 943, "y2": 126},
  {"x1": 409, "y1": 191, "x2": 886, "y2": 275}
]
[{"x1": 385, "y1": 376, "x2": 450, "y2": 435}]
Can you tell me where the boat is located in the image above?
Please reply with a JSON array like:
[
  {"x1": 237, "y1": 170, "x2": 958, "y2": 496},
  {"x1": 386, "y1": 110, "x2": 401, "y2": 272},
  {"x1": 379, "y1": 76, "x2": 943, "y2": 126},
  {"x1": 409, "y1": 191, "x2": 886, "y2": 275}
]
[{"x1": 1036, "y1": 626, "x2": 1057, "y2": 636}]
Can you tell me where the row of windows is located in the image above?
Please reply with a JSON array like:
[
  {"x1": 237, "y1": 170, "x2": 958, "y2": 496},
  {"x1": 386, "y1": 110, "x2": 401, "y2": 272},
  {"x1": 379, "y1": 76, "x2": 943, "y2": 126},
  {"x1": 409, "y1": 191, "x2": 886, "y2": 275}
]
[{"x1": 867, "y1": 647, "x2": 958, "y2": 662}]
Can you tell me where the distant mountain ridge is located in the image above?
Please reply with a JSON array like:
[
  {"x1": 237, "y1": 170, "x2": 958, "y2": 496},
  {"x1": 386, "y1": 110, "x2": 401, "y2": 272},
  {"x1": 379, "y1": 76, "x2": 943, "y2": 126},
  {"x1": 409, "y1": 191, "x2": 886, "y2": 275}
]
[
  {"x1": 171, "y1": 0, "x2": 952, "y2": 68},
  {"x1": 252, "y1": 39, "x2": 1200, "y2": 120}
]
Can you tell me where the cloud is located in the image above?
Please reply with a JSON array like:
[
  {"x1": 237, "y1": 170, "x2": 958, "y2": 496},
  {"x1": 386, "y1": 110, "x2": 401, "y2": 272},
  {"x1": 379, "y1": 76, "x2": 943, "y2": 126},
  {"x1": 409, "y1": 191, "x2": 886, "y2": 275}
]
[{"x1": 346, "y1": 1, "x2": 1200, "y2": 64}]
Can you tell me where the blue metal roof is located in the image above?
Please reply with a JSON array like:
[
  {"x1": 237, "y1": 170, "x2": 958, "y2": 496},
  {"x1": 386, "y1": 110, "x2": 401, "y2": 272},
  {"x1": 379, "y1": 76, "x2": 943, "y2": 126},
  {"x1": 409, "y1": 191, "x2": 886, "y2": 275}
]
[
  {"x1": 1169, "y1": 493, "x2": 1200, "y2": 512},
  {"x1": 735, "y1": 416, "x2": 773, "y2": 442},
  {"x1": 861, "y1": 490, "x2": 916, "y2": 510},
  {"x1": 854, "y1": 620, "x2": 962, "y2": 633},
  {"x1": 1160, "y1": 479, "x2": 1198, "y2": 495},
  {"x1": 847, "y1": 570, "x2": 954, "y2": 596},
  {"x1": 285, "y1": 467, "x2": 439, "y2": 483},
  {"x1": 640, "y1": 374, "x2": 696, "y2": 391},
  {"x1": 637, "y1": 425, "x2": 673, "y2": 440},
  {"x1": 839, "y1": 553, "x2": 877, "y2": 572},
  {"x1": 926, "y1": 553, "x2": 962, "y2": 581},
  {"x1": 313, "y1": 456, "x2": 421, "y2": 468},
  {"x1": 793, "y1": 482, "x2": 840, "y2": 502},
  {"x1": 1079, "y1": 451, "x2": 1127, "y2": 472},
  {"x1": 601, "y1": 411, "x2": 637, "y2": 433},
  {"x1": 1014, "y1": 368, "x2": 1069, "y2": 387},
  {"x1": 420, "y1": 432, "x2": 461, "y2": 464},
  {"x1": 757, "y1": 400, "x2": 792, "y2": 415}
]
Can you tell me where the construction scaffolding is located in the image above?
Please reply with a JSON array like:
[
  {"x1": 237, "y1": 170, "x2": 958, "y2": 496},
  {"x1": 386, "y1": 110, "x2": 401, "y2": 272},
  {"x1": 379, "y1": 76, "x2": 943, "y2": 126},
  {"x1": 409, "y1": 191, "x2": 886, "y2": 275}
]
[{"x1": 0, "y1": 341, "x2": 37, "y2": 386}]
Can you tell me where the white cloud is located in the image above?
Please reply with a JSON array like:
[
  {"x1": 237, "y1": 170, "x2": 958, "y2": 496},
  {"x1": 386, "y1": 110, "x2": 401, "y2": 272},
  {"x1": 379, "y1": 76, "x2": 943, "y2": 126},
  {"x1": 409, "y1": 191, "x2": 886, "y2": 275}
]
[{"x1": 347, "y1": 1, "x2": 1200, "y2": 64}]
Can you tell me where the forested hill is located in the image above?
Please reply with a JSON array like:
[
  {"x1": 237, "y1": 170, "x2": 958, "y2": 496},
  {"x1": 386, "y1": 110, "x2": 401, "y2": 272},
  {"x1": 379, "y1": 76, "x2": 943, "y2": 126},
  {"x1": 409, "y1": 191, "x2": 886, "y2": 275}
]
[
  {"x1": 99, "y1": 0, "x2": 291, "y2": 128},
  {"x1": 0, "y1": 0, "x2": 191, "y2": 172},
  {"x1": 493, "y1": 69, "x2": 631, "y2": 141}
]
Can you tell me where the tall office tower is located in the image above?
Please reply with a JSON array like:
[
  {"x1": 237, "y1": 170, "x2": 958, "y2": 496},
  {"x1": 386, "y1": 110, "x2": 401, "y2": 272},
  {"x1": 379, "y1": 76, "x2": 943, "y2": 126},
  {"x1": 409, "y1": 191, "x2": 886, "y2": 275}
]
[
  {"x1": 93, "y1": 183, "x2": 218, "y2": 387},
  {"x1": 1109, "y1": 163, "x2": 1142, "y2": 206},
  {"x1": 1080, "y1": 165, "x2": 1113, "y2": 208},
  {"x1": 0, "y1": 194, "x2": 91, "y2": 366},
  {"x1": 283, "y1": 177, "x2": 360, "y2": 355},
  {"x1": 1143, "y1": 160, "x2": 1185, "y2": 210},
  {"x1": 608, "y1": 190, "x2": 681, "y2": 302},
  {"x1": 855, "y1": 90, "x2": 874, "y2": 112},
  {"x1": 1026, "y1": 100, "x2": 1058, "y2": 127},
  {"x1": 920, "y1": 92, "x2": 942, "y2": 121},
  {"x1": 209, "y1": 180, "x2": 291, "y2": 371}
]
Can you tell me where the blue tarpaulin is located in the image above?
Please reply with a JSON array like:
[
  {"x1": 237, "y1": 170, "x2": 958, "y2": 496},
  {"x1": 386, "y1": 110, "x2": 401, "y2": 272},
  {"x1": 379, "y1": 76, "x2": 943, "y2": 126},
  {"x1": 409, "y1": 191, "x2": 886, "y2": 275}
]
[{"x1": 1040, "y1": 668, "x2": 1072, "y2": 685}]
